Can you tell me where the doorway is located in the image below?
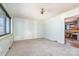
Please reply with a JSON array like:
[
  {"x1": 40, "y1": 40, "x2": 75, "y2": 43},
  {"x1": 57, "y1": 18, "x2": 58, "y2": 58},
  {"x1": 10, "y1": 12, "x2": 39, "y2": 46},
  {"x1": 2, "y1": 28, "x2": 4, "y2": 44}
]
[{"x1": 64, "y1": 15, "x2": 79, "y2": 48}]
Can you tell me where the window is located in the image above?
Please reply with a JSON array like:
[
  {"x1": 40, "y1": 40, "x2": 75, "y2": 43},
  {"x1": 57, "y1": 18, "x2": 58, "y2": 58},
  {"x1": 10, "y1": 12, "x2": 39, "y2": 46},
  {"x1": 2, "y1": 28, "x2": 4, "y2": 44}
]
[
  {"x1": 0, "y1": 4, "x2": 11, "y2": 37},
  {"x1": 0, "y1": 17, "x2": 5, "y2": 35}
]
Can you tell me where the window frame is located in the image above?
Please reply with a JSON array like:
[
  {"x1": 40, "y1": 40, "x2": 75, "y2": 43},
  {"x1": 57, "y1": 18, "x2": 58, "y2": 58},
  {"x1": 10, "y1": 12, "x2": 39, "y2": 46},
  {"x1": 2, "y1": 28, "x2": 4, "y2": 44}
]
[{"x1": 0, "y1": 4, "x2": 11, "y2": 37}]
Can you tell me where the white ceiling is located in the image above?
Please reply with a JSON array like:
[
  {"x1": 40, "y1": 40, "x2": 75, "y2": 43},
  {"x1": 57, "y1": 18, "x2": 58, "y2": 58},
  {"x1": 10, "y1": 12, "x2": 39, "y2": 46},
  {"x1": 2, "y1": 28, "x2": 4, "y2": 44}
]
[{"x1": 3, "y1": 3, "x2": 79, "y2": 20}]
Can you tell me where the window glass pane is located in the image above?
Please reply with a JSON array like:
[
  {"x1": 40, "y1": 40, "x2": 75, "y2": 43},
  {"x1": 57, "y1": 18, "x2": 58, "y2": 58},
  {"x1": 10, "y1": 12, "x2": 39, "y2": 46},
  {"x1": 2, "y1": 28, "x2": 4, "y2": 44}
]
[
  {"x1": 0, "y1": 17, "x2": 5, "y2": 35},
  {"x1": 0, "y1": 5, "x2": 11, "y2": 36},
  {"x1": 6, "y1": 17, "x2": 10, "y2": 33},
  {"x1": 0, "y1": 6, "x2": 6, "y2": 36}
]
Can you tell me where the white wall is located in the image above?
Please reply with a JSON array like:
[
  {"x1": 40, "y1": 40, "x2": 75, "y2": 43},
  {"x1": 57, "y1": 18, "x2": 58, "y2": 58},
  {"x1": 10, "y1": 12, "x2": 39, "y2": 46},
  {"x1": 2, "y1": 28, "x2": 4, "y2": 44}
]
[
  {"x1": 13, "y1": 17, "x2": 44, "y2": 41},
  {"x1": 13, "y1": 18, "x2": 24, "y2": 40},
  {"x1": 0, "y1": 34, "x2": 13, "y2": 56},
  {"x1": 36, "y1": 20, "x2": 45, "y2": 38},
  {"x1": 43, "y1": 7, "x2": 79, "y2": 44},
  {"x1": 43, "y1": 16, "x2": 64, "y2": 43},
  {"x1": 23, "y1": 19, "x2": 38, "y2": 39}
]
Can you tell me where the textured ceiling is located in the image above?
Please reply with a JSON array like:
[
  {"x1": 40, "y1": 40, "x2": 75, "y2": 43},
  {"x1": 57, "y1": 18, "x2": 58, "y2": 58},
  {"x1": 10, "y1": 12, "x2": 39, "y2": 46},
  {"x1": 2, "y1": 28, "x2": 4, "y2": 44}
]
[{"x1": 3, "y1": 3, "x2": 79, "y2": 20}]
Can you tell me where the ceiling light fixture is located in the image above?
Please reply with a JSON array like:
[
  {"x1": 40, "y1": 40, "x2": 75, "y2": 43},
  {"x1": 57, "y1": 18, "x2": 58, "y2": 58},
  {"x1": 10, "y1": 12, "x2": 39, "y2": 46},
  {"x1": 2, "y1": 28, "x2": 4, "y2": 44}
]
[{"x1": 41, "y1": 8, "x2": 45, "y2": 15}]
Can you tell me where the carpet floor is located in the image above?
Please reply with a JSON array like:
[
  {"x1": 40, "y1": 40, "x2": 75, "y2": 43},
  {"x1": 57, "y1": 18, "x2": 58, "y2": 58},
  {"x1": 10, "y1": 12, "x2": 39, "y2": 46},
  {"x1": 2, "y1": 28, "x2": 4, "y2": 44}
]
[{"x1": 6, "y1": 38, "x2": 79, "y2": 56}]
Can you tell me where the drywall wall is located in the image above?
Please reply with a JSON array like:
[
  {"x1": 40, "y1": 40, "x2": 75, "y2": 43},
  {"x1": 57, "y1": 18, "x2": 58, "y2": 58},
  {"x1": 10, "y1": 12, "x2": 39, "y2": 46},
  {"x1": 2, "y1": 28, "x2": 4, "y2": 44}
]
[
  {"x1": 43, "y1": 15, "x2": 64, "y2": 43},
  {"x1": 13, "y1": 18, "x2": 24, "y2": 40},
  {"x1": 0, "y1": 34, "x2": 13, "y2": 56},
  {"x1": 43, "y1": 7, "x2": 79, "y2": 44},
  {"x1": 36, "y1": 20, "x2": 45, "y2": 38},
  {"x1": 13, "y1": 17, "x2": 44, "y2": 41},
  {"x1": 23, "y1": 19, "x2": 38, "y2": 39}
]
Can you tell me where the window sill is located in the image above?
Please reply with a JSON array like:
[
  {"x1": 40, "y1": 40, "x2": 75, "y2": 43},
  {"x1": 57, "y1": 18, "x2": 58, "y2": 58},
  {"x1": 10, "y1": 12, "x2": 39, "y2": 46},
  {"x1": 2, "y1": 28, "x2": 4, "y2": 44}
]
[{"x1": 0, "y1": 33, "x2": 13, "y2": 40}]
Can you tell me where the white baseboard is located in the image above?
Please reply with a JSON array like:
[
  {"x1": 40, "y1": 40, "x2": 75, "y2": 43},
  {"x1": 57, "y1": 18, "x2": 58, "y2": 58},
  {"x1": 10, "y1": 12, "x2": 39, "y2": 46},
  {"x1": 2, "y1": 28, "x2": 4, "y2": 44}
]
[
  {"x1": 14, "y1": 36, "x2": 64, "y2": 44},
  {"x1": 45, "y1": 36, "x2": 57, "y2": 41}
]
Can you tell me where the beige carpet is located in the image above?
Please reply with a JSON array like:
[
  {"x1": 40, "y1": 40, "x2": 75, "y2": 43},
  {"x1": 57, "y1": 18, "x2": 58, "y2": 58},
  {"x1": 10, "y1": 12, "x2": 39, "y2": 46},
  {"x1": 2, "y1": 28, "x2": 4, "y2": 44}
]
[{"x1": 6, "y1": 38, "x2": 79, "y2": 56}]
